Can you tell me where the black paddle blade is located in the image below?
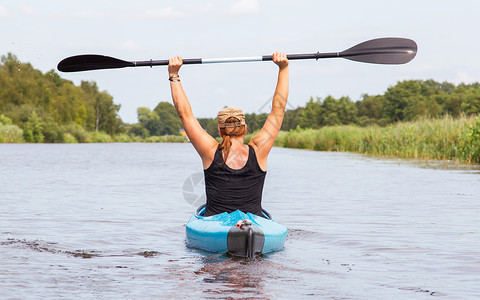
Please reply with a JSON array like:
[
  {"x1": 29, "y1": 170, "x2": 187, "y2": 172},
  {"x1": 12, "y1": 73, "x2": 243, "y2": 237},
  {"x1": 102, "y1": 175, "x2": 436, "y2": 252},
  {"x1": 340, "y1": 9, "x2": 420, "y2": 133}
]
[
  {"x1": 57, "y1": 55, "x2": 135, "y2": 72},
  {"x1": 340, "y1": 38, "x2": 417, "y2": 65}
]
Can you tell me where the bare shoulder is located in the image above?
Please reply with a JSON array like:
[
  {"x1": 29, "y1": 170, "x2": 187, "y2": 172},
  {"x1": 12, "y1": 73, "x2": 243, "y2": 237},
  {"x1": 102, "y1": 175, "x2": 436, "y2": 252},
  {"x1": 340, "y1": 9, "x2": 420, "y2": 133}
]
[{"x1": 200, "y1": 139, "x2": 219, "y2": 170}]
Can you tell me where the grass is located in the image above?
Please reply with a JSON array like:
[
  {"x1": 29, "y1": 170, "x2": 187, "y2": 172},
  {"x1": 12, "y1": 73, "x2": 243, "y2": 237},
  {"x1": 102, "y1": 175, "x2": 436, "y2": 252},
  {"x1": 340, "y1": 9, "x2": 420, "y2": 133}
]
[
  {"x1": 245, "y1": 115, "x2": 480, "y2": 164},
  {"x1": 0, "y1": 124, "x2": 189, "y2": 144},
  {"x1": 85, "y1": 132, "x2": 188, "y2": 143},
  {"x1": 144, "y1": 135, "x2": 188, "y2": 143}
]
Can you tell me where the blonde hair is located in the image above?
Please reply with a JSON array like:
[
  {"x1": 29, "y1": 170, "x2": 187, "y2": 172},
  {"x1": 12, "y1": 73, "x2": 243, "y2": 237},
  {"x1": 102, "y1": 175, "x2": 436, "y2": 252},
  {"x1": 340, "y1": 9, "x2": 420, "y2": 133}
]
[{"x1": 218, "y1": 117, "x2": 247, "y2": 163}]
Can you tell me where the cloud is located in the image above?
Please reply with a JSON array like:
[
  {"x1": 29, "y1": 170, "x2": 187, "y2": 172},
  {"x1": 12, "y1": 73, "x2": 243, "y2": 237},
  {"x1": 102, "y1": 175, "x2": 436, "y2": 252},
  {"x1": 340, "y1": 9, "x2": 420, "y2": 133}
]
[
  {"x1": 402, "y1": 64, "x2": 434, "y2": 73},
  {"x1": 119, "y1": 40, "x2": 142, "y2": 51},
  {"x1": 181, "y1": 3, "x2": 216, "y2": 14},
  {"x1": 72, "y1": 11, "x2": 102, "y2": 19},
  {"x1": 65, "y1": 40, "x2": 142, "y2": 52},
  {"x1": 66, "y1": 41, "x2": 96, "y2": 50},
  {"x1": 0, "y1": 5, "x2": 8, "y2": 18},
  {"x1": 196, "y1": 3, "x2": 216, "y2": 13},
  {"x1": 0, "y1": 4, "x2": 33, "y2": 18},
  {"x1": 214, "y1": 87, "x2": 229, "y2": 97},
  {"x1": 228, "y1": 0, "x2": 260, "y2": 15},
  {"x1": 452, "y1": 72, "x2": 477, "y2": 85},
  {"x1": 18, "y1": 4, "x2": 34, "y2": 16},
  {"x1": 144, "y1": 7, "x2": 185, "y2": 19}
]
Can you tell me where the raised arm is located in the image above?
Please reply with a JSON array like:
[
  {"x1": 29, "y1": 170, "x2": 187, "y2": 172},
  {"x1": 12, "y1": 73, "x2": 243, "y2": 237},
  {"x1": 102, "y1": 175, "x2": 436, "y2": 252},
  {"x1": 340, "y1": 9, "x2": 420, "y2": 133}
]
[
  {"x1": 168, "y1": 56, "x2": 218, "y2": 168},
  {"x1": 249, "y1": 52, "x2": 289, "y2": 170}
]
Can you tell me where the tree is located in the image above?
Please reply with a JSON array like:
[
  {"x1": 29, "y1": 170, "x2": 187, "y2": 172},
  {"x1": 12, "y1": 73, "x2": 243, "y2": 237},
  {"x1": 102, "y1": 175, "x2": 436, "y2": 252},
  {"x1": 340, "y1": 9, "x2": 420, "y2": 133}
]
[
  {"x1": 153, "y1": 102, "x2": 182, "y2": 135},
  {"x1": 444, "y1": 94, "x2": 463, "y2": 117},
  {"x1": 357, "y1": 94, "x2": 384, "y2": 119},
  {"x1": 300, "y1": 97, "x2": 322, "y2": 128},
  {"x1": 381, "y1": 80, "x2": 461, "y2": 122},
  {"x1": 42, "y1": 118, "x2": 65, "y2": 143},
  {"x1": 137, "y1": 107, "x2": 158, "y2": 136},
  {"x1": 198, "y1": 118, "x2": 219, "y2": 137},
  {"x1": 334, "y1": 96, "x2": 358, "y2": 125},
  {"x1": 81, "y1": 81, "x2": 123, "y2": 134},
  {"x1": 413, "y1": 96, "x2": 442, "y2": 118},
  {"x1": 23, "y1": 111, "x2": 44, "y2": 143},
  {"x1": 134, "y1": 102, "x2": 182, "y2": 136},
  {"x1": 356, "y1": 94, "x2": 385, "y2": 126},
  {"x1": 128, "y1": 123, "x2": 150, "y2": 138},
  {"x1": 1, "y1": 54, "x2": 125, "y2": 140},
  {"x1": 0, "y1": 114, "x2": 13, "y2": 125},
  {"x1": 382, "y1": 80, "x2": 423, "y2": 122},
  {"x1": 319, "y1": 96, "x2": 341, "y2": 126},
  {"x1": 281, "y1": 107, "x2": 304, "y2": 131},
  {"x1": 299, "y1": 96, "x2": 357, "y2": 128},
  {"x1": 460, "y1": 83, "x2": 480, "y2": 115}
]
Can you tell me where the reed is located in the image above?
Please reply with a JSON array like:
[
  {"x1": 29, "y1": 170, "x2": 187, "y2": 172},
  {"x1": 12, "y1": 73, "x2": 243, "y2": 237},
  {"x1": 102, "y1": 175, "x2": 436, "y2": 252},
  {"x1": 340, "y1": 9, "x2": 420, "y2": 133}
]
[
  {"x1": 144, "y1": 135, "x2": 188, "y2": 143},
  {"x1": 262, "y1": 115, "x2": 479, "y2": 163}
]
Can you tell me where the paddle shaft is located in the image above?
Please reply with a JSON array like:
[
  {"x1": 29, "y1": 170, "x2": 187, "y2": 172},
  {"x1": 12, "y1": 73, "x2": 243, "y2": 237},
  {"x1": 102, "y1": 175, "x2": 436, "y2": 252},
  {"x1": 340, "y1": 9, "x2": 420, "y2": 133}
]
[
  {"x1": 130, "y1": 52, "x2": 337, "y2": 67},
  {"x1": 114, "y1": 48, "x2": 411, "y2": 67}
]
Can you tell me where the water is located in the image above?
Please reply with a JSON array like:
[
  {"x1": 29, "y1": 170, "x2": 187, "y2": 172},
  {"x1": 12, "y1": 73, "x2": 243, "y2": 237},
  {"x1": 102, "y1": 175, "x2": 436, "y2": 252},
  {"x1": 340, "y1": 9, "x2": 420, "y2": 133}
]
[{"x1": 1, "y1": 143, "x2": 479, "y2": 299}]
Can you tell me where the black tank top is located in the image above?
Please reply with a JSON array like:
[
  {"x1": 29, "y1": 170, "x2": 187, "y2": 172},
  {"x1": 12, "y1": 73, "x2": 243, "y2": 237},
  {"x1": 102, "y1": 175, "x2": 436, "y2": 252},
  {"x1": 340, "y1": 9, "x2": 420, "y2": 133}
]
[{"x1": 203, "y1": 145, "x2": 267, "y2": 217}]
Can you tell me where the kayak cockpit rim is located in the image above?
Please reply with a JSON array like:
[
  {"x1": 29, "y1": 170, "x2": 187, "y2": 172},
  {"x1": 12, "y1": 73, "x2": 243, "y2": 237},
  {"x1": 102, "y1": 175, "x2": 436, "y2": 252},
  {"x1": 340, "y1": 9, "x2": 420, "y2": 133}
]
[{"x1": 194, "y1": 204, "x2": 273, "y2": 220}]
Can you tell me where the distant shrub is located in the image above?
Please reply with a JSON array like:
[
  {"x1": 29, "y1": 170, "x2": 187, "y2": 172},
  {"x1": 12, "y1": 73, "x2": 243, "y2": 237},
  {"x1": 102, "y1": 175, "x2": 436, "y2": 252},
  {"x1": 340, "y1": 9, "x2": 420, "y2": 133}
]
[
  {"x1": 0, "y1": 124, "x2": 24, "y2": 143},
  {"x1": 0, "y1": 114, "x2": 13, "y2": 125},
  {"x1": 23, "y1": 111, "x2": 44, "y2": 143},
  {"x1": 63, "y1": 134, "x2": 78, "y2": 143},
  {"x1": 145, "y1": 135, "x2": 187, "y2": 143},
  {"x1": 127, "y1": 123, "x2": 150, "y2": 138},
  {"x1": 43, "y1": 121, "x2": 66, "y2": 143},
  {"x1": 87, "y1": 131, "x2": 113, "y2": 143},
  {"x1": 64, "y1": 124, "x2": 88, "y2": 143},
  {"x1": 113, "y1": 133, "x2": 133, "y2": 143},
  {"x1": 461, "y1": 115, "x2": 480, "y2": 163}
]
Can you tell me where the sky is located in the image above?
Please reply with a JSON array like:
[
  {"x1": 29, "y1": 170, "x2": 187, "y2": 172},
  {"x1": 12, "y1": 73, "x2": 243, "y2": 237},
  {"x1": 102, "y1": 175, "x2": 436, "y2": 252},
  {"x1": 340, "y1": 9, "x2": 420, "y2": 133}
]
[{"x1": 1, "y1": 0, "x2": 479, "y2": 123}]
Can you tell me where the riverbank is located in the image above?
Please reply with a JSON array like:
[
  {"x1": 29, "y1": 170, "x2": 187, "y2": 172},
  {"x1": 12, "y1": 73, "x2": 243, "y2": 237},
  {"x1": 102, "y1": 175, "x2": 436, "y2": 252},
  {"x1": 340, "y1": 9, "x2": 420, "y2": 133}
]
[
  {"x1": 246, "y1": 115, "x2": 480, "y2": 164},
  {"x1": 0, "y1": 125, "x2": 188, "y2": 144},
  {"x1": 3, "y1": 115, "x2": 479, "y2": 164}
]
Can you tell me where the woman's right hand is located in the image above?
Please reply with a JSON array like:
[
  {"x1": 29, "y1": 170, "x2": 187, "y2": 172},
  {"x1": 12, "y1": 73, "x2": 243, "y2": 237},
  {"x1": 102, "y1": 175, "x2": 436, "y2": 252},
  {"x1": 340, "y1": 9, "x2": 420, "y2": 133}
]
[
  {"x1": 168, "y1": 56, "x2": 183, "y2": 77},
  {"x1": 272, "y1": 52, "x2": 288, "y2": 69}
]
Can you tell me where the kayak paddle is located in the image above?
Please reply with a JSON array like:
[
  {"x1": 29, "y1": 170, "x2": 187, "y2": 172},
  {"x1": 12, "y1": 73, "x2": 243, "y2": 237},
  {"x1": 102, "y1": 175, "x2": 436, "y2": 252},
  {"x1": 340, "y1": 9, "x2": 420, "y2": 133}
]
[{"x1": 57, "y1": 37, "x2": 417, "y2": 72}]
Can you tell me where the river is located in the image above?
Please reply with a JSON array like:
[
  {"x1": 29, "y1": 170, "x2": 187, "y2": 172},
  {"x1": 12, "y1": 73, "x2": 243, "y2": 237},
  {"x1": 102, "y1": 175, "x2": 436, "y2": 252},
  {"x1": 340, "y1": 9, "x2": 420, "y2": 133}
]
[{"x1": 1, "y1": 143, "x2": 479, "y2": 299}]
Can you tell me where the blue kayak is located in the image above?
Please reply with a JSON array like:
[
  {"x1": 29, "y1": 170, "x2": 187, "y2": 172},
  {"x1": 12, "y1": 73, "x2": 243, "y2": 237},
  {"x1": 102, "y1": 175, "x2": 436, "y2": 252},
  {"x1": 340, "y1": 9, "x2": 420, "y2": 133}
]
[{"x1": 186, "y1": 204, "x2": 287, "y2": 257}]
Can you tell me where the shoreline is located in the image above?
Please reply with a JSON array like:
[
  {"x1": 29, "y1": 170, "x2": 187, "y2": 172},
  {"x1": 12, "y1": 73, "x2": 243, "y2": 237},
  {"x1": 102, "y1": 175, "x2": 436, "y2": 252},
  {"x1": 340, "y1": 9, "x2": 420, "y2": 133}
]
[
  {"x1": 247, "y1": 115, "x2": 480, "y2": 164},
  {"x1": 2, "y1": 115, "x2": 479, "y2": 164}
]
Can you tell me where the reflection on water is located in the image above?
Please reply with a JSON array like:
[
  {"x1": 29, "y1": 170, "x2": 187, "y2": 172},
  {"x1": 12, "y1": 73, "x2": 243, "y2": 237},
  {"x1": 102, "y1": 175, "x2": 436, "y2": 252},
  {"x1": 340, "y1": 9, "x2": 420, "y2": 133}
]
[
  {"x1": 1, "y1": 144, "x2": 479, "y2": 299},
  {"x1": 356, "y1": 154, "x2": 480, "y2": 172},
  {"x1": 197, "y1": 258, "x2": 268, "y2": 298}
]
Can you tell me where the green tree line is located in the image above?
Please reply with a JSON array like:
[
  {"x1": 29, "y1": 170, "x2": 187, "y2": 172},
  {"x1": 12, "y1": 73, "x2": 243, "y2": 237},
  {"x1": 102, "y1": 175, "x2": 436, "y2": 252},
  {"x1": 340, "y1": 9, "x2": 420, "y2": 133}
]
[
  {"x1": 128, "y1": 103, "x2": 182, "y2": 138},
  {"x1": 2, "y1": 53, "x2": 479, "y2": 144},
  {"x1": 0, "y1": 53, "x2": 123, "y2": 142},
  {"x1": 295, "y1": 80, "x2": 480, "y2": 129},
  {"x1": 177, "y1": 79, "x2": 480, "y2": 138}
]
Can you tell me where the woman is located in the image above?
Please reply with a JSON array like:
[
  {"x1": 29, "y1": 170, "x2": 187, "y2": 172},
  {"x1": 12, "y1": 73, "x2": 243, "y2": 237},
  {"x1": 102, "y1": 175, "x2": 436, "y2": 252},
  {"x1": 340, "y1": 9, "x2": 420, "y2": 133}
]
[{"x1": 168, "y1": 52, "x2": 289, "y2": 217}]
